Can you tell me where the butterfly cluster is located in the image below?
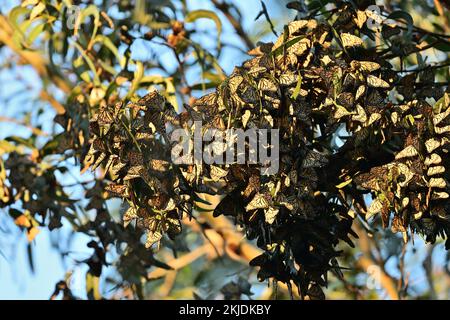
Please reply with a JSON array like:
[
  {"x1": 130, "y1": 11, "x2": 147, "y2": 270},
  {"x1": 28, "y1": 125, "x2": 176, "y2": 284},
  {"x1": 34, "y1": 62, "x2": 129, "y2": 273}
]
[
  {"x1": 0, "y1": 151, "x2": 71, "y2": 239},
  {"x1": 85, "y1": 91, "x2": 194, "y2": 248},
  {"x1": 82, "y1": 2, "x2": 450, "y2": 298},
  {"x1": 353, "y1": 96, "x2": 450, "y2": 244}
]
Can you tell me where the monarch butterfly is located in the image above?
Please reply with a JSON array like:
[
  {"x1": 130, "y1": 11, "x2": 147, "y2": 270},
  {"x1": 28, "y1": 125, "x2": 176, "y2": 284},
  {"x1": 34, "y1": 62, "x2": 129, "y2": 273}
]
[
  {"x1": 366, "y1": 198, "x2": 383, "y2": 219},
  {"x1": 245, "y1": 193, "x2": 271, "y2": 211},
  {"x1": 367, "y1": 112, "x2": 382, "y2": 126},
  {"x1": 135, "y1": 132, "x2": 152, "y2": 141},
  {"x1": 213, "y1": 189, "x2": 245, "y2": 218},
  {"x1": 137, "y1": 91, "x2": 166, "y2": 109},
  {"x1": 124, "y1": 165, "x2": 144, "y2": 180},
  {"x1": 416, "y1": 218, "x2": 437, "y2": 238},
  {"x1": 424, "y1": 153, "x2": 442, "y2": 166},
  {"x1": 434, "y1": 125, "x2": 450, "y2": 134},
  {"x1": 209, "y1": 165, "x2": 228, "y2": 182},
  {"x1": 337, "y1": 92, "x2": 354, "y2": 109},
  {"x1": 243, "y1": 56, "x2": 260, "y2": 70},
  {"x1": 289, "y1": 170, "x2": 298, "y2": 185},
  {"x1": 395, "y1": 145, "x2": 419, "y2": 160},
  {"x1": 340, "y1": 33, "x2": 363, "y2": 47},
  {"x1": 395, "y1": 162, "x2": 414, "y2": 187},
  {"x1": 123, "y1": 206, "x2": 137, "y2": 228},
  {"x1": 164, "y1": 215, "x2": 181, "y2": 235},
  {"x1": 127, "y1": 151, "x2": 144, "y2": 166},
  {"x1": 391, "y1": 215, "x2": 406, "y2": 233},
  {"x1": 145, "y1": 230, "x2": 163, "y2": 248},
  {"x1": 264, "y1": 207, "x2": 279, "y2": 225},
  {"x1": 239, "y1": 86, "x2": 259, "y2": 104},
  {"x1": 194, "y1": 92, "x2": 217, "y2": 108},
  {"x1": 242, "y1": 109, "x2": 252, "y2": 128},
  {"x1": 427, "y1": 166, "x2": 445, "y2": 176},
  {"x1": 355, "y1": 85, "x2": 366, "y2": 101},
  {"x1": 352, "y1": 105, "x2": 367, "y2": 123},
  {"x1": 150, "y1": 159, "x2": 170, "y2": 172},
  {"x1": 258, "y1": 78, "x2": 278, "y2": 93},
  {"x1": 97, "y1": 108, "x2": 115, "y2": 126},
  {"x1": 351, "y1": 60, "x2": 381, "y2": 73},
  {"x1": 302, "y1": 150, "x2": 328, "y2": 168},
  {"x1": 433, "y1": 107, "x2": 450, "y2": 126},
  {"x1": 391, "y1": 111, "x2": 399, "y2": 124},
  {"x1": 289, "y1": 39, "x2": 309, "y2": 57},
  {"x1": 429, "y1": 177, "x2": 446, "y2": 188},
  {"x1": 247, "y1": 41, "x2": 273, "y2": 56},
  {"x1": 279, "y1": 73, "x2": 298, "y2": 86},
  {"x1": 334, "y1": 105, "x2": 352, "y2": 119},
  {"x1": 109, "y1": 161, "x2": 127, "y2": 177},
  {"x1": 228, "y1": 75, "x2": 244, "y2": 94},
  {"x1": 287, "y1": 20, "x2": 309, "y2": 35},
  {"x1": 366, "y1": 89, "x2": 384, "y2": 107},
  {"x1": 105, "y1": 183, "x2": 129, "y2": 197},
  {"x1": 425, "y1": 138, "x2": 441, "y2": 153},
  {"x1": 248, "y1": 66, "x2": 267, "y2": 76},
  {"x1": 432, "y1": 191, "x2": 449, "y2": 200},
  {"x1": 367, "y1": 75, "x2": 390, "y2": 88}
]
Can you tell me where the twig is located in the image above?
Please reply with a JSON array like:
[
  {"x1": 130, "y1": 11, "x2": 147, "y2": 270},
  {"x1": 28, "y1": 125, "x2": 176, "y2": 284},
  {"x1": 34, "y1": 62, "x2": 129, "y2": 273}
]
[
  {"x1": 255, "y1": 1, "x2": 278, "y2": 37},
  {"x1": 211, "y1": 0, "x2": 254, "y2": 51},
  {"x1": 423, "y1": 244, "x2": 437, "y2": 299},
  {"x1": 397, "y1": 243, "x2": 408, "y2": 299}
]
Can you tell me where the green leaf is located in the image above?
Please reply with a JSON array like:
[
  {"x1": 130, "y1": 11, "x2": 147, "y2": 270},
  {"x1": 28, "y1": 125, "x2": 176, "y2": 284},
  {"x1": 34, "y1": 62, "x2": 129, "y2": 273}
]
[
  {"x1": 387, "y1": 11, "x2": 413, "y2": 38},
  {"x1": 186, "y1": 10, "x2": 222, "y2": 51},
  {"x1": 336, "y1": 179, "x2": 352, "y2": 189},
  {"x1": 22, "y1": 0, "x2": 39, "y2": 6},
  {"x1": 428, "y1": 38, "x2": 450, "y2": 52},
  {"x1": 92, "y1": 35, "x2": 123, "y2": 65},
  {"x1": 127, "y1": 61, "x2": 145, "y2": 99},
  {"x1": 307, "y1": 0, "x2": 331, "y2": 11},
  {"x1": 74, "y1": 4, "x2": 100, "y2": 47},
  {"x1": 340, "y1": 33, "x2": 363, "y2": 48},
  {"x1": 5, "y1": 136, "x2": 36, "y2": 149},
  {"x1": 9, "y1": 6, "x2": 30, "y2": 28},
  {"x1": 86, "y1": 272, "x2": 101, "y2": 300},
  {"x1": 290, "y1": 73, "x2": 303, "y2": 99},
  {"x1": 73, "y1": 41, "x2": 101, "y2": 86},
  {"x1": 30, "y1": 2, "x2": 45, "y2": 20},
  {"x1": 271, "y1": 35, "x2": 305, "y2": 57},
  {"x1": 0, "y1": 140, "x2": 20, "y2": 155},
  {"x1": 26, "y1": 21, "x2": 45, "y2": 45}
]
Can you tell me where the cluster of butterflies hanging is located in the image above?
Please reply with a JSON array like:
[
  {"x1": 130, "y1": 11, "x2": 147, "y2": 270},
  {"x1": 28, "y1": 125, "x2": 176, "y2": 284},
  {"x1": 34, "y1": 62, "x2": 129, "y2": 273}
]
[{"x1": 85, "y1": 3, "x2": 450, "y2": 299}]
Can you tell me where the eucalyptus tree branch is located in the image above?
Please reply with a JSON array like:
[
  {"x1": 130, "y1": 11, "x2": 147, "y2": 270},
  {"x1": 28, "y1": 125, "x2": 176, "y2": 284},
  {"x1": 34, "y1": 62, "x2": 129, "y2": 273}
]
[
  {"x1": 354, "y1": 222, "x2": 400, "y2": 300},
  {"x1": 423, "y1": 244, "x2": 437, "y2": 299}
]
